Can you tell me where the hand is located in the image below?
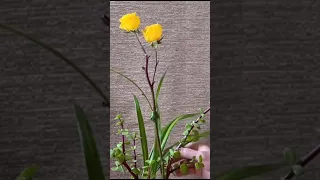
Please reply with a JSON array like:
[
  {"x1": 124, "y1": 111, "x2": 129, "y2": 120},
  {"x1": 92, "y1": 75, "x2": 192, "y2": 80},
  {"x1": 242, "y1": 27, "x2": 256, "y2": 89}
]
[{"x1": 172, "y1": 143, "x2": 210, "y2": 179}]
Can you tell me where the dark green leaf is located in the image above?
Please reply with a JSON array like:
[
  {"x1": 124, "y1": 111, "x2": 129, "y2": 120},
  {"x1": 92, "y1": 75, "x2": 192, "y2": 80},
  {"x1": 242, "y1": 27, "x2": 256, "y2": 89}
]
[
  {"x1": 215, "y1": 163, "x2": 286, "y2": 180},
  {"x1": 73, "y1": 104, "x2": 105, "y2": 180},
  {"x1": 133, "y1": 95, "x2": 149, "y2": 166}
]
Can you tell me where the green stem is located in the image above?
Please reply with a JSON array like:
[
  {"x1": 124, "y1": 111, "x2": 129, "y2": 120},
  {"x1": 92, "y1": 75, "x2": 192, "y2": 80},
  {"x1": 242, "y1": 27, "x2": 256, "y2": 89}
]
[{"x1": 0, "y1": 23, "x2": 109, "y2": 106}]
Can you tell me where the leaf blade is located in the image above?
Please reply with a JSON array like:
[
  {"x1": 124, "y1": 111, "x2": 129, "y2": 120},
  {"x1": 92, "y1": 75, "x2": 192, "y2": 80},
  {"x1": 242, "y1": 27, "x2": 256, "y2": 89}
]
[
  {"x1": 133, "y1": 95, "x2": 149, "y2": 166},
  {"x1": 74, "y1": 104, "x2": 105, "y2": 180}
]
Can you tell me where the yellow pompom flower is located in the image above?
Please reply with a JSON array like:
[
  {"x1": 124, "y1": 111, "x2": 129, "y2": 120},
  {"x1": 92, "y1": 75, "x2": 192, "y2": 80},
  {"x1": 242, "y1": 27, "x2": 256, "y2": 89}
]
[
  {"x1": 119, "y1": 12, "x2": 141, "y2": 32},
  {"x1": 143, "y1": 24, "x2": 163, "y2": 43}
]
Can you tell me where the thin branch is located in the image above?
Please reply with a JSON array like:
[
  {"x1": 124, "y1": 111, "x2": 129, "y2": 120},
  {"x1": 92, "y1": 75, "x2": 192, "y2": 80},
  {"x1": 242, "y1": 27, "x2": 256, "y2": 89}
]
[
  {"x1": 168, "y1": 162, "x2": 195, "y2": 178},
  {"x1": 133, "y1": 134, "x2": 137, "y2": 169},
  {"x1": 120, "y1": 120, "x2": 138, "y2": 179},
  {"x1": 283, "y1": 143, "x2": 320, "y2": 179},
  {"x1": 152, "y1": 48, "x2": 159, "y2": 85},
  {"x1": 175, "y1": 108, "x2": 211, "y2": 151},
  {"x1": 134, "y1": 32, "x2": 147, "y2": 56}
]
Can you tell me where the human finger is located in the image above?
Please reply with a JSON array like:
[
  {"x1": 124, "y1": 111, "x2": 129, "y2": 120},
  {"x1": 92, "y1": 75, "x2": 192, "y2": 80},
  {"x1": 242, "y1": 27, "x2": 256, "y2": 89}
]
[{"x1": 180, "y1": 147, "x2": 202, "y2": 160}]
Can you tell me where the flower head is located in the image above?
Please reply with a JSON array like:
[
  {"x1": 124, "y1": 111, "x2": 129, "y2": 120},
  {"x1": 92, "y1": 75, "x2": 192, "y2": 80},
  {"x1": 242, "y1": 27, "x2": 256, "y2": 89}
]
[
  {"x1": 119, "y1": 12, "x2": 140, "y2": 32},
  {"x1": 143, "y1": 24, "x2": 163, "y2": 44}
]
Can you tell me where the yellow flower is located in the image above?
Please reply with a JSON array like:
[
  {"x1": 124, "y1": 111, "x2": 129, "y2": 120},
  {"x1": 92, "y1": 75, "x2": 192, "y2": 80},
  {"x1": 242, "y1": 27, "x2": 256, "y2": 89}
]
[
  {"x1": 143, "y1": 24, "x2": 163, "y2": 43},
  {"x1": 119, "y1": 12, "x2": 140, "y2": 32}
]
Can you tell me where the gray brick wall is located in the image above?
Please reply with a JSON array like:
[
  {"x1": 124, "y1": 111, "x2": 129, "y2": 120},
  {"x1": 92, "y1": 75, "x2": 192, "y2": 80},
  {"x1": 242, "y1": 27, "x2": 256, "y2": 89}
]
[
  {"x1": 212, "y1": 0, "x2": 320, "y2": 179},
  {"x1": 0, "y1": 1, "x2": 108, "y2": 180}
]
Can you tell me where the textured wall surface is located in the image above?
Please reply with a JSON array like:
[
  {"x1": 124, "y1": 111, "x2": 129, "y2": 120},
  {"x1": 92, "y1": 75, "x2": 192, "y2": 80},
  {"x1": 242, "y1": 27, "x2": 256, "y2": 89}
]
[
  {"x1": 0, "y1": 1, "x2": 108, "y2": 180},
  {"x1": 212, "y1": 0, "x2": 320, "y2": 179},
  {"x1": 110, "y1": 1, "x2": 210, "y2": 179}
]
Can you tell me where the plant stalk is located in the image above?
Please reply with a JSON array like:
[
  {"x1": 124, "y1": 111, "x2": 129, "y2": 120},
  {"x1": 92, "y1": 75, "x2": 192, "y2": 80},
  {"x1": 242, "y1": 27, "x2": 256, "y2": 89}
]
[
  {"x1": 175, "y1": 108, "x2": 210, "y2": 151},
  {"x1": 283, "y1": 143, "x2": 320, "y2": 179},
  {"x1": 120, "y1": 120, "x2": 138, "y2": 179},
  {"x1": 135, "y1": 31, "x2": 165, "y2": 178}
]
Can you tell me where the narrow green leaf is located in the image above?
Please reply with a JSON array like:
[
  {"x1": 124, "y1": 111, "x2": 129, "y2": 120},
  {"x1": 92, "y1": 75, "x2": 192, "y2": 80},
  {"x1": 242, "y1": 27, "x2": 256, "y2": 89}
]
[
  {"x1": 15, "y1": 165, "x2": 38, "y2": 180},
  {"x1": 133, "y1": 95, "x2": 149, "y2": 166},
  {"x1": 155, "y1": 69, "x2": 168, "y2": 138},
  {"x1": 149, "y1": 113, "x2": 199, "y2": 173},
  {"x1": 155, "y1": 69, "x2": 167, "y2": 102},
  {"x1": 215, "y1": 163, "x2": 286, "y2": 180},
  {"x1": 149, "y1": 113, "x2": 199, "y2": 160},
  {"x1": 161, "y1": 113, "x2": 200, "y2": 150},
  {"x1": 0, "y1": 23, "x2": 109, "y2": 106},
  {"x1": 73, "y1": 104, "x2": 105, "y2": 180},
  {"x1": 111, "y1": 68, "x2": 152, "y2": 110}
]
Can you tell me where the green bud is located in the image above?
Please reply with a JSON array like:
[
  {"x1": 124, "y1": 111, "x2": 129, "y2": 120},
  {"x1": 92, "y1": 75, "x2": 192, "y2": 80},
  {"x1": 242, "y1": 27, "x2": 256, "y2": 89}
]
[{"x1": 199, "y1": 155, "x2": 203, "y2": 163}]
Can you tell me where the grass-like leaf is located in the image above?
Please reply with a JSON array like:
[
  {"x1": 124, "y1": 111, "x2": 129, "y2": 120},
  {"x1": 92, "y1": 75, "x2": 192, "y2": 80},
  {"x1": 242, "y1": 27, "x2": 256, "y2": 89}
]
[
  {"x1": 111, "y1": 68, "x2": 152, "y2": 110},
  {"x1": 133, "y1": 95, "x2": 149, "y2": 166},
  {"x1": 155, "y1": 69, "x2": 167, "y2": 103},
  {"x1": 214, "y1": 163, "x2": 287, "y2": 180},
  {"x1": 154, "y1": 68, "x2": 168, "y2": 137},
  {"x1": 0, "y1": 23, "x2": 109, "y2": 106},
  {"x1": 15, "y1": 165, "x2": 38, "y2": 180},
  {"x1": 160, "y1": 113, "x2": 200, "y2": 150},
  {"x1": 74, "y1": 104, "x2": 105, "y2": 180},
  {"x1": 149, "y1": 113, "x2": 199, "y2": 173}
]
